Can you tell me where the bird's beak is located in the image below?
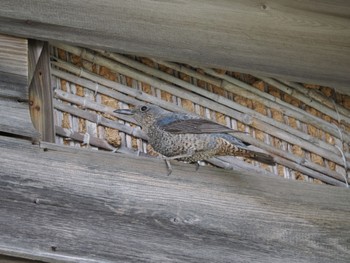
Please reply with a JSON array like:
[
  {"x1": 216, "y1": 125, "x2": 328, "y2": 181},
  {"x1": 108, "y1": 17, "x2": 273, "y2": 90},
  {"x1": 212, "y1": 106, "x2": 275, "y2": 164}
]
[{"x1": 113, "y1": 108, "x2": 135, "y2": 115}]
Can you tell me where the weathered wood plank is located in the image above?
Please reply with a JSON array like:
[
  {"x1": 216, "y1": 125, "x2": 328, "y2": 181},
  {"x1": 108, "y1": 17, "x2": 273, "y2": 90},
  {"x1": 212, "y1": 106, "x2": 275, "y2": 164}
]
[
  {"x1": 28, "y1": 40, "x2": 55, "y2": 142},
  {"x1": 0, "y1": 35, "x2": 40, "y2": 139},
  {"x1": 0, "y1": 135, "x2": 349, "y2": 263},
  {"x1": 0, "y1": 99, "x2": 39, "y2": 139},
  {"x1": 0, "y1": 34, "x2": 28, "y2": 100},
  {"x1": 0, "y1": 1, "x2": 349, "y2": 94},
  {"x1": 0, "y1": 34, "x2": 40, "y2": 139}
]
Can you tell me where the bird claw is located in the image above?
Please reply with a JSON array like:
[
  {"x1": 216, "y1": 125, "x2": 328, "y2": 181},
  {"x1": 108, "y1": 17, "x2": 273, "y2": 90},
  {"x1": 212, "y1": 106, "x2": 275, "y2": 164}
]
[
  {"x1": 161, "y1": 153, "x2": 192, "y2": 176},
  {"x1": 164, "y1": 159, "x2": 173, "y2": 176},
  {"x1": 195, "y1": 161, "x2": 205, "y2": 171},
  {"x1": 195, "y1": 162, "x2": 200, "y2": 171}
]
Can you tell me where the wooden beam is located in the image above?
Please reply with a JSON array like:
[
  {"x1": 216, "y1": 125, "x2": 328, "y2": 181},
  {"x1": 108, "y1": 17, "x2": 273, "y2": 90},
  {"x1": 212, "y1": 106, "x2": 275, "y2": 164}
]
[
  {"x1": 0, "y1": 1, "x2": 349, "y2": 94},
  {"x1": 0, "y1": 135, "x2": 349, "y2": 262},
  {"x1": 28, "y1": 40, "x2": 55, "y2": 142}
]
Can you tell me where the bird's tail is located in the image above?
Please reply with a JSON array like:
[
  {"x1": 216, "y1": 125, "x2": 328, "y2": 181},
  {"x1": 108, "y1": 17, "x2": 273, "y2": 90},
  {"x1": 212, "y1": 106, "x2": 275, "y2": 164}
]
[
  {"x1": 234, "y1": 149, "x2": 276, "y2": 166},
  {"x1": 217, "y1": 137, "x2": 276, "y2": 165},
  {"x1": 247, "y1": 151, "x2": 276, "y2": 165}
]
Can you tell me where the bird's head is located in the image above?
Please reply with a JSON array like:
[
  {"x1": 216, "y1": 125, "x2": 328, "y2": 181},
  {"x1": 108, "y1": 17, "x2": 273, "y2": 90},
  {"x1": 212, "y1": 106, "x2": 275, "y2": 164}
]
[{"x1": 114, "y1": 104, "x2": 168, "y2": 131}]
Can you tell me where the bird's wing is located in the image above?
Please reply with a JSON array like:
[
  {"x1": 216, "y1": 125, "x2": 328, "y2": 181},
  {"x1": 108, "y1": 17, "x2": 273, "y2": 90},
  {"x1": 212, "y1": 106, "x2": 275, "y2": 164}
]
[{"x1": 157, "y1": 114, "x2": 234, "y2": 134}]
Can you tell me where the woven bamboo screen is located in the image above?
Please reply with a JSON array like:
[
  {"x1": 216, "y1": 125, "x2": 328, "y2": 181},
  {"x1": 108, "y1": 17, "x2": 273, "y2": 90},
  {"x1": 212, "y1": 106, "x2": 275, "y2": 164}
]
[{"x1": 50, "y1": 43, "x2": 350, "y2": 187}]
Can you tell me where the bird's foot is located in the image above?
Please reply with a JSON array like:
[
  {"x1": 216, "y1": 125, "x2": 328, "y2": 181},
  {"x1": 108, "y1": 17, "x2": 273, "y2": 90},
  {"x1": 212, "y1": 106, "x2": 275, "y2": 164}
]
[
  {"x1": 195, "y1": 161, "x2": 206, "y2": 171},
  {"x1": 164, "y1": 159, "x2": 173, "y2": 176},
  {"x1": 161, "y1": 153, "x2": 195, "y2": 176}
]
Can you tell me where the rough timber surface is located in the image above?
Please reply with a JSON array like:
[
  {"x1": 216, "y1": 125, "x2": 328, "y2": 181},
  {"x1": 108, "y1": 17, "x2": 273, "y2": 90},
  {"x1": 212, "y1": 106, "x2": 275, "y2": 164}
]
[
  {"x1": 0, "y1": 135, "x2": 349, "y2": 263},
  {"x1": 28, "y1": 41, "x2": 55, "y2": 142},
  {"x1": 0, "y1": 34, "x2": 39, "y2": 139},
  {"x1": 0, "y1": 34, "x2": 28, "y2": 100},
  {"x1": 0, "y1": 100, "x2": 39, "y2": 139},
  {"x1": 0, "y1": 1, "x2": 350, "y2": 94}
]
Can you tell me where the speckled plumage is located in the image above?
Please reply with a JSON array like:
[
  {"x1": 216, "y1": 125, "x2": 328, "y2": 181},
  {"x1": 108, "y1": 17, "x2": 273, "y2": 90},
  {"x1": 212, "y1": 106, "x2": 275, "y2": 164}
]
[{"x1": 114, "y1": 104, "x2": 275, "y2": 165}]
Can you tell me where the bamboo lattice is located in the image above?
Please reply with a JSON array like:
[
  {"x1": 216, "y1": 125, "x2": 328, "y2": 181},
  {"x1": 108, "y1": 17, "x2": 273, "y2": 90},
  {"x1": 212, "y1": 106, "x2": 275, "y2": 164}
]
[{"x1": 50, "y1": 43, "x2": 350, "y2": 187}]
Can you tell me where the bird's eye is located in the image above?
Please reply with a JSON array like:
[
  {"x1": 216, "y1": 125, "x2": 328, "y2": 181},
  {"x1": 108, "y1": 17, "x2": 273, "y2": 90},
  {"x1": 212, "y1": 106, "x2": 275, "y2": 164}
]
[{"x1": 140, "y1": 106, "x2": 148, "y2": 112}]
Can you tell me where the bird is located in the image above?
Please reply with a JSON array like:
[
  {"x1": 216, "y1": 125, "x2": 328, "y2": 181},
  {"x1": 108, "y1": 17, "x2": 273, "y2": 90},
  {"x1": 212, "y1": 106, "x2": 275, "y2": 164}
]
[{"x1": 114, "y1": 104, "x2": 275, "y2": 175}]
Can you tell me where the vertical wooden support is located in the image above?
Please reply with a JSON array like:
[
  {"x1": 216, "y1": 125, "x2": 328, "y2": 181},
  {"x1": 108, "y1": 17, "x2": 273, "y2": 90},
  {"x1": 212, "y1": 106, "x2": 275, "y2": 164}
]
[{"x1": 28, "y1": 40, "x2": 55, "y2": 142}]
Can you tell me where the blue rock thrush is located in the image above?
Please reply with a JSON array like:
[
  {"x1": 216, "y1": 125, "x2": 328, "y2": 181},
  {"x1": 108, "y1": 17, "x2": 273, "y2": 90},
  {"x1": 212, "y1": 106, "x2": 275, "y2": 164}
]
[{"x1": 114, "y1": 104, "x2": 275, "y2": 174}]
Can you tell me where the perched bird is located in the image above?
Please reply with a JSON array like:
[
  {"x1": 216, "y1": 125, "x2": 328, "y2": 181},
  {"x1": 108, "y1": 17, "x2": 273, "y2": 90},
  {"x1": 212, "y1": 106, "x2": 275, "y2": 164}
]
[{"x1": 114, "y1": 104, "x2": 275, "y2": 174}]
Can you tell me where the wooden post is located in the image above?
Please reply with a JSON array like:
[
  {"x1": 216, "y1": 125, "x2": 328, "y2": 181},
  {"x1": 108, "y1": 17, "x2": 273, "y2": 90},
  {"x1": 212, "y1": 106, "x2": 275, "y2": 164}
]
[{"x1": 28, "y1": 40, "x2": 55, "y2": 142}]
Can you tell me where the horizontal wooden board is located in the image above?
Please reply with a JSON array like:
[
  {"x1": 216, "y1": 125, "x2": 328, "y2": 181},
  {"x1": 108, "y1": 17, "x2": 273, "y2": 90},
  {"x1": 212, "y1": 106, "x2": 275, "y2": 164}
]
[
  {"x1": 0, "y1": 135, "x2": 349, "y2": 262},
  {"x1": 0, "y1": 1, "x2": 349, "y2": 94}
]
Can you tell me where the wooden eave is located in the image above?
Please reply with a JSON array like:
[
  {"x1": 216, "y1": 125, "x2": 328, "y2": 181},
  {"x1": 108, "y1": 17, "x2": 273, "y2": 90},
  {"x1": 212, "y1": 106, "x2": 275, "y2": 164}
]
[{"x1": 0, "y1": 0, "x2": 349, "y2": 94}]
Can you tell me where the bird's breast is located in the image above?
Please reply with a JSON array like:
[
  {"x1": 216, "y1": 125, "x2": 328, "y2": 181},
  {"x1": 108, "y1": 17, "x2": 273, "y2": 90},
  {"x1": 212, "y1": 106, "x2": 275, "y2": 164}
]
[{"x1": 147, "y1": 126, "x2": 216, "y2": 158}]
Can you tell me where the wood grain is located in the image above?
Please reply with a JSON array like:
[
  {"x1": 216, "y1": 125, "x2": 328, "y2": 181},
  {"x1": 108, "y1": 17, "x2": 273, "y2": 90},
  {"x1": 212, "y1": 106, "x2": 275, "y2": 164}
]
[
  {"x1": 28, "y1": 40, "x2": 55, "y2": 142},
  {"x1": 0, "y1": 34, "x2": 28, "y2": 100},
  {"x1": 0, "y1": 135, "x2": 349, "y2": 262},
  {"x1": 0, "y1": 99, "x2": 39, "y2": 139},
  {"x1": 0, "y1": 34, "x2": 39, "y2": 139},
  {"x1": 0, "y1": 1, "x2": 349, "y2": 94}
]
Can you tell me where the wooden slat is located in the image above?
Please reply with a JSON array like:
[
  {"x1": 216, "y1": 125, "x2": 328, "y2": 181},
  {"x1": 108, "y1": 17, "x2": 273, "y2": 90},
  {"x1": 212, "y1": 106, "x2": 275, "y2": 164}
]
[
  {"x1": 0, "y1": 1, "x2": 349, "y2": 94},
  {"x1": 0, "y1": 135, "x2": 349, "y2": 262},
  {"x1": 0, "y1": 34, "x2": 28, "y2": 100},
  {"x1": 0, "y1": 34, "x2": 40, "y2": 139}
]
